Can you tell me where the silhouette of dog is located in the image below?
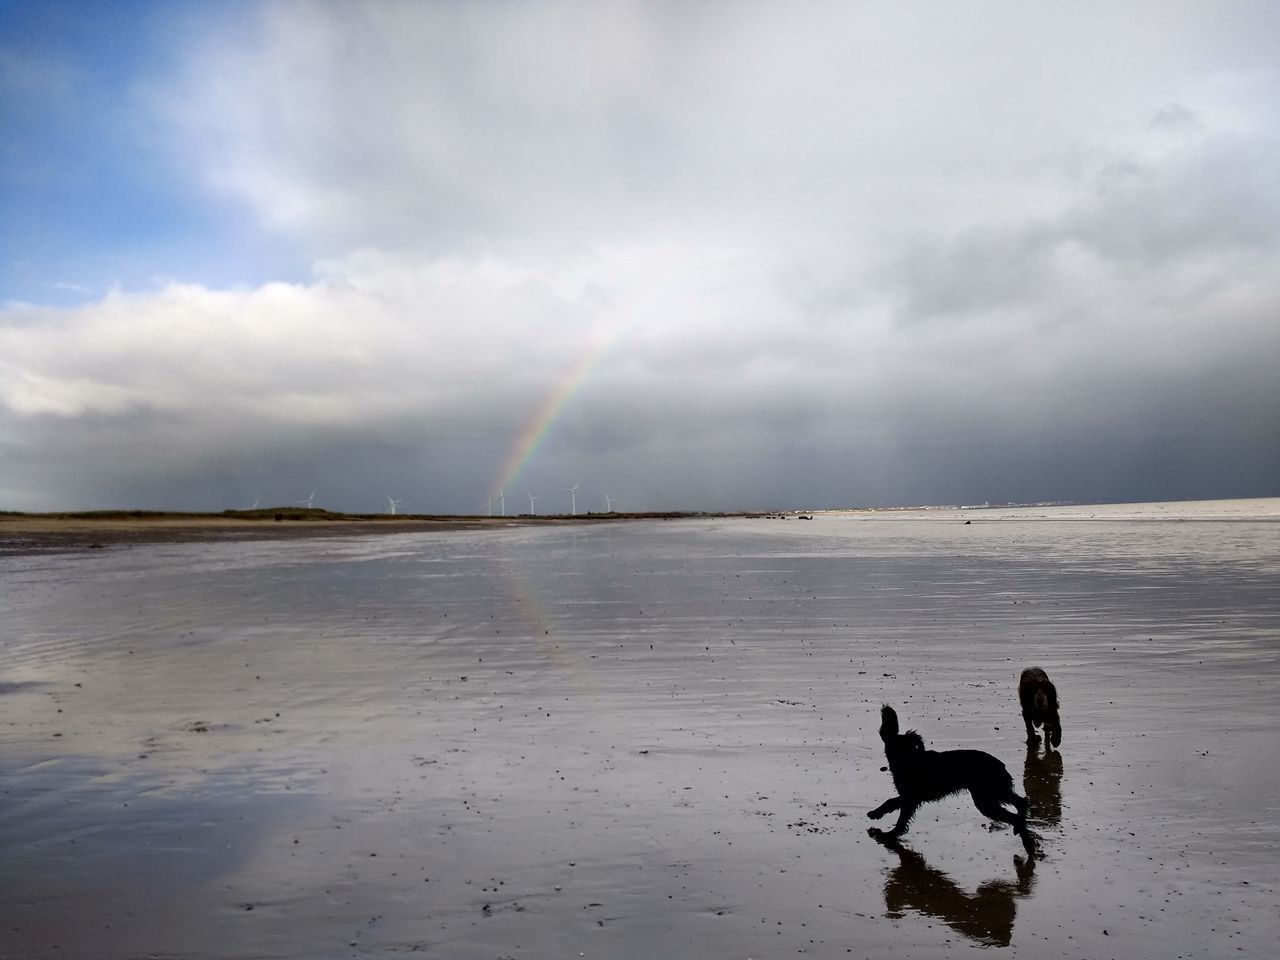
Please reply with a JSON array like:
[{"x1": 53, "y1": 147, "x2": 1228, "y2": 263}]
[
  {"x1": 1018, "y1": 667, "x2": 1061, "y2": 749},
  {"x1": 868, "y1": 705, "x2": 1036, "y2": 855}
]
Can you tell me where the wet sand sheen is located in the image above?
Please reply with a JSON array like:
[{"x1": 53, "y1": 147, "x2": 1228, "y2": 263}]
[{"x1": 2, "y1": 501, "x2": 1278, "y2": 958}]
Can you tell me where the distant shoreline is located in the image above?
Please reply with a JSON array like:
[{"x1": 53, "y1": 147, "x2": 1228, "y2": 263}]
[
  {"x1": 3, "y1": 497, "x2": 1276, "y2": 555},
  {"x1": 0, "y1": 509, "x2": 746, "y2": 554}
]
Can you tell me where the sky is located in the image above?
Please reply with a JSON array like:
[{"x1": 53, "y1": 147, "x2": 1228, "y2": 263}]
[{"x1": 2, "y1": 1, "x2": 1278, "y2": 514}]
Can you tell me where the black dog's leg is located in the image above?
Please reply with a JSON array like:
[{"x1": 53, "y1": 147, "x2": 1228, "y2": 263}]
[
  {"x1": 1007, "y1": 790, "x2": 1039, "y2": 856},
  {"x1": 1009, "y1": 791, "x2": 1029, "y2": 819},
  {"x1": 868, "y1": 797, "x2": 901, "y2": 821},
  {"x1": 867, "y1": 799, "x2": 916, "y2": 838},
  {"x1": 870, "y1": 798, "x2": 921, "y2": 839},
  {"x1": 972, "y1": 791, "x2": 1038, "y2": 856},
  {"x1": 972, "y1": 792, "x2": 1021, "y2": 831},
  {"x1": 882, "y1": 802, "x2": 918, "y2": 838}
]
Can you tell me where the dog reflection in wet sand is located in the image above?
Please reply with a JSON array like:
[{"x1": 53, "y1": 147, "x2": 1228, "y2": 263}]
[
  {"x1": 868, "y1": 705, "x2": 1037, "y2": 856},
  {"x1": 1023, "y1": 741, "x2": 1063, "y2": 828},
  {"x1": 872, "y1": 834, "x2": 1036, "y2": 947}
]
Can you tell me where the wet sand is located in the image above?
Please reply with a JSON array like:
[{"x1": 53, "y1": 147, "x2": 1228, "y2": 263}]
[{"x1": 2, "y1": 501, "x2": 1278, "y2": 958}]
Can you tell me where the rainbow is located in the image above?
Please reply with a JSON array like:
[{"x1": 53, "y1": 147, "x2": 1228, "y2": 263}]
[{"x1": 491, "y1": 324, "x2": 625, "y2": 502}]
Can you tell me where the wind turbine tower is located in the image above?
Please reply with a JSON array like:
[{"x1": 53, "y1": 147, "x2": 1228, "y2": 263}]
[
  {"x1": 386, "y1": 495, "x2": 402, "y2": 515},
  {"x1": 498, "y1": 489, "x2": 506, "y2": 517},
  {"x1": 568, "y1": 482, "x2": 580, "y2": 516},
  {"x1": 527, "y1": 491, "x2": 536, "y2": 515}
]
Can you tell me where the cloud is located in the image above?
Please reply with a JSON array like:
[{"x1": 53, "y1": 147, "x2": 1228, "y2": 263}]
[
  {"x1": 5, "y1": 118, "x2": 1277, "y2": 513},
  {"x1": 158, "y1": 3, "x2": 1250, "y2": 248},
  {"x1": 1, "y1": 2, "x2": 1278, "y2": 511}
]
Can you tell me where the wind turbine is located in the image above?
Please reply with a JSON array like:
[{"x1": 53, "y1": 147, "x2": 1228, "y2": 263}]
[
  {"x1": 386, "y1": 495, "x2": 402, "y2": 515},
  {"x1": 497, "y1": 489, "x2": 506, "y2": 517},
  {"x1": 295, "y1": 490, "x2": 316, "y2": 509},
  {"x1": 567, "y1": 482, "x2": 580, "y2": 516},
  {"x1": 603, "y1": 492, "x2": 614, "y2": 513},
  {"x1": 527, "y1": 491, "x2": 536, "y2": 515}
]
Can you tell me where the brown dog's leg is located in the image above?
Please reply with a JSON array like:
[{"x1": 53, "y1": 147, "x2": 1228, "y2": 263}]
[
  {"x1": 1022, "y1": 708, "x2": 1040, "y2": 745},
  {"x1": 1046, "y1": 716, "x2": 1061, "y2": 750}
]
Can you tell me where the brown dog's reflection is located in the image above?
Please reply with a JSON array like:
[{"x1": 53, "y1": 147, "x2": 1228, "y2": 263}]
[
  {"x1": 1023, "y1": 742, "x2": 1063, "y2": 827},
  {"x1": 872, "y1": 834, "x2": 1036, "y2": 947}
]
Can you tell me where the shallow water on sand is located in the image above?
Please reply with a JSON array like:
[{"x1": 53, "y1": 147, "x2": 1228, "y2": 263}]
[{"x1": 3, "y1": 500, "x2": 1279, "y2": 959}]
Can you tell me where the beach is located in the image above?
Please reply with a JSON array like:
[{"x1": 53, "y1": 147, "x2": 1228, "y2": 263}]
[{"x1": 2, "y1": 500, "x2": 1278, "y2": 958}]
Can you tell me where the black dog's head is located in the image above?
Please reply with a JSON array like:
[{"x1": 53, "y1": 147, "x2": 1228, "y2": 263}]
[
  {"x1": 880, "y1": 704, "x2": 926, "y2": 762},
  {"x1": 879, "y1": 704, "x2": 899, "y2": 741}
]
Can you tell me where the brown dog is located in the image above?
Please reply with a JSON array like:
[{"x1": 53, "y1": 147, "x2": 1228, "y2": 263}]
[{"x1": 1018, "y1": 668, "x2": 1061, "y2": 749}]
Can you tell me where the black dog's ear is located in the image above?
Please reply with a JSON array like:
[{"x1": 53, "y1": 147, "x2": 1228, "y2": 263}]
[{"x1": 879, "y1": 705, "x2": 899, "y2": 739}]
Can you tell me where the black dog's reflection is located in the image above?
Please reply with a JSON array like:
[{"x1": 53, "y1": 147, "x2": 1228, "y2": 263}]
[
  {"x1": 871, "y1": 834, "x2": 1036, "y2": 947},
  {"x1": 1023, "y1": 742, "x2": 1063, "y2": 827}
]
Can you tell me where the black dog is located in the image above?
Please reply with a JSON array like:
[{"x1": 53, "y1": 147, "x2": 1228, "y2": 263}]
[
  {"x1": 868, "y1": 705, "x2": 1036, "y2": 855},
  {"x1": 1018, "y1": 667, "x2": 1061, "y2": 749}
]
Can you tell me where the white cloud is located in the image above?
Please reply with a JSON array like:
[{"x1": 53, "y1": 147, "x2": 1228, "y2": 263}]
[
  {"x1": 159, "y1": 3, "x2": 1251, "y2": 249},
  {"x1": 2, "y1": 1, "x2": 1278, "y2": 511}
]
